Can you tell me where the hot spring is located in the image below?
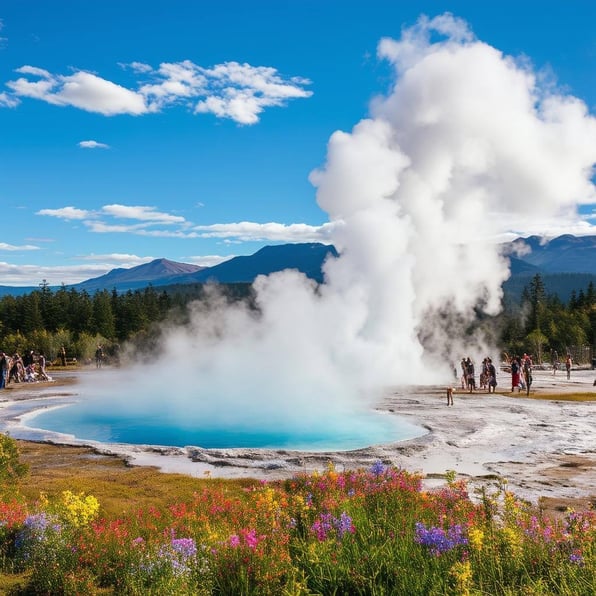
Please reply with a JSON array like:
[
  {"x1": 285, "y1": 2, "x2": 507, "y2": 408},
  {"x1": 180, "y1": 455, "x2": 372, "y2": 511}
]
[{"x1": 25, "y1": 372, "x2": 426, "y2": 452}]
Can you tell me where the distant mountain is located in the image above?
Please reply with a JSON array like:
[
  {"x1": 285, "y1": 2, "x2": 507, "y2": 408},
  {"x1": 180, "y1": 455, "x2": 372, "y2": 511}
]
[
  {"x1": 0, "y1": 285, "x2": 40, "y2": 297},
  {"x1": 1, "y1": 236, "x2": 596, "y2": 301},
  {"x1": 508, "y1": 256, "x2": 542, "y2": 276},
  {"x1": 503, "y1": 235, "x2": 596, "y2": 302},
  {"x1": 508, "y1": 234, "x2": 596, "y2": 274},
  {"x1": 72, "y1": 258, "x2": 203, "y2": 293},
  {"x1": 179, "y1": 243, "x2": 339, "y2": 284}
]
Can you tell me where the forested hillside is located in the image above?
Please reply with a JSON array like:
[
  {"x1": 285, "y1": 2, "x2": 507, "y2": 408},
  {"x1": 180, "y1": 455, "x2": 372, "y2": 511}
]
[
  {"x1": 0, "y1": 282, "x2": 252, "y2": 364},
  {"x1": 1, "y1": 275, "x2": 595, "y2": 365}
]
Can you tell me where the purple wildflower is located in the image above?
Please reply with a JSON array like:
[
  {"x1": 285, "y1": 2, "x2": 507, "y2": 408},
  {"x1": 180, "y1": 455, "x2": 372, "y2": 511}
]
[
  {"x1": 23, "y1": 513, "x2": 51, "y2": 533},
  {"x1": 335, "y1": 512, "x2": 355, "y2": 538},
  {"x1": 171, "y1": 537, "x2": 197, "y2": 559},
  {"x1": 370, "y1": 460, "x2": 387, "y2": 476},
  {"x1": 569, "y1": 550, "x2": 584, "y2": 566},
  {"x1": 311, "y1": 513, "x2": 334, "y2": 541},
  {"x1": 415, "y1": 522, "x2": 468, "y2": 556},
  {"x1": 156, "y1": 537, "x2": 198, "y2": 576},
  {"x1": 311, "y1": 512, "x2": 355, "y2": 541}
]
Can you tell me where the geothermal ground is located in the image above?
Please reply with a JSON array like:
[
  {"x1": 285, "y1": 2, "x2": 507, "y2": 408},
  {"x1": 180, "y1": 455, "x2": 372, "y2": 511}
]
[{"x1": 1, "y1": 367, "x2": 594, "y2": 512}]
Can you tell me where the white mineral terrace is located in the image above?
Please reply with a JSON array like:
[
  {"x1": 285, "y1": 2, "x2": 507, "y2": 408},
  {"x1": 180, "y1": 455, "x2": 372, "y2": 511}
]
[{"x1": 1, "y1": 368, "x2": 594, "y2": 505}]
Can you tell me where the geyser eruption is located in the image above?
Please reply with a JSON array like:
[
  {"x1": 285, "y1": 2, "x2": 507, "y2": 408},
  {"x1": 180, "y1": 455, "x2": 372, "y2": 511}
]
[{"x1": 70, "y1": 14, "x2": 596, "y2": 447}]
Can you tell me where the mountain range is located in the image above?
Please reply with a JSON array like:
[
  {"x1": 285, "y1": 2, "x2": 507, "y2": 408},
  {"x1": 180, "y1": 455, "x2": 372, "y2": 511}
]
[
  {"x1": 0, "y1": 243, "x2": 339, "y2": 297},
  {"x1": 1, "y1": 235, "x2": 596, "y2": 301}
]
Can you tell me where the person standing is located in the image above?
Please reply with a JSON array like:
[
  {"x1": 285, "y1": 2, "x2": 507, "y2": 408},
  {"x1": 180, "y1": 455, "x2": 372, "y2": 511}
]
[
  {"x1": 552, "y1": 350, "x2": 559, "y2": 375},
  {"x1": 487, "y1": 358, "x2": 497, "y2": 393},
  {"x1": 23, "y1": 350, "x2": 34, "y2": 368},
  {"x1": 0, "y1": 352, "x2": 7, "y2": 389},
  {"x1": 95, "y1": 345, "x2": 104, "y2": 368},
  {"x1": 523, "y1": 357, "x2": 532, "y2": 396},
  {"x1": 511, "y1": 356, "x2": 521, "y2": 392},
  {"x1": 466, "y1": 357, "x2": 475, "y2": 392},
  {"x1": 38, "y1": 353, "x2": 49, "y2": 381},
  {"x1": 565, "y1": 354, "x2": 572, "y2": 380},
  {"x1": 60, "y1": 345, "x2": 67, "y2": 367}
]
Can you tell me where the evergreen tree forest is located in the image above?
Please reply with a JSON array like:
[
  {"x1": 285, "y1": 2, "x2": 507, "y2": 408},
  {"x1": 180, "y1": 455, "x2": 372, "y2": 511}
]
[
  {"x1": 0, "y1": 274, "x2": 595, "y2": 365},
  {"x1": 0, "y1": 282, "x2": 252, "y2": 364}
]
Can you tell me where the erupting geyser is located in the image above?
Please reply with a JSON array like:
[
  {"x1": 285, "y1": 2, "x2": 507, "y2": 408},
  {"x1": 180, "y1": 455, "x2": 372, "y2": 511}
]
[{"x1": 32, "y1": 14, "x2": 596, "y2": 450}]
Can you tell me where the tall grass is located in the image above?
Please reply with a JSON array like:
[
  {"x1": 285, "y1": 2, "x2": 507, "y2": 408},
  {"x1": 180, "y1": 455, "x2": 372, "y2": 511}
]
[{"x1": 1, "y1": 460, "x2": 594, "y2": 594}]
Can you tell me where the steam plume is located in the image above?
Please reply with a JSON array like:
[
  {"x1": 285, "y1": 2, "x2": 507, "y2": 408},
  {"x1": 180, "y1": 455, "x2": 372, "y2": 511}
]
[{"x1": 81, "y1": 14, "x2": 596, "y2": 430}]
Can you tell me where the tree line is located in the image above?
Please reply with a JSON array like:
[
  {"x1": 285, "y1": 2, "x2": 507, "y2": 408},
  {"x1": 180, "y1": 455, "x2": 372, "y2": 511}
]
[
  {"x1": 499, "y1": 274, "x2": 596, "y2": 364},
  {"x1": 0, "y1": 275, "x2": 594, "y2": 365}
]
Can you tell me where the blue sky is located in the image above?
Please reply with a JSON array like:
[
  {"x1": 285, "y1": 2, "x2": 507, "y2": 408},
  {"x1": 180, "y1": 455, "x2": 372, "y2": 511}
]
[{"x1": 1, "y1": 0, "x2": 595, "y2": 286}]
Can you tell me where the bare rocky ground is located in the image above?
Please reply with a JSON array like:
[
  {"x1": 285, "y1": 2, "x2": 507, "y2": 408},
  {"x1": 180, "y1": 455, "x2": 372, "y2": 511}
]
[{"x1": 1, "y1": 366, "x2": 594, "y2": 518}]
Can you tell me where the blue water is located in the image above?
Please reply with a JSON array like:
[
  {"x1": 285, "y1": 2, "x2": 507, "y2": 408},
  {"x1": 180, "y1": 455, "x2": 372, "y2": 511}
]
[{"x1": 29, "y1": 401, "x2": 425, "y2": 452}]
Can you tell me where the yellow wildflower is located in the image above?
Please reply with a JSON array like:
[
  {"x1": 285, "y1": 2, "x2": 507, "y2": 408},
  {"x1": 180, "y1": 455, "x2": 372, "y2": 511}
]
[
  {"x1": 59, "y1": 490, "x2": 100, "y2": 527},
  {"x1": 449, "y1": 560, "x2": 473, "y2": 596},
  {"x1": 468, "y1": 526, "x2": 484, "y2": 551},
  {"x1": 502, "y1": 526, "x2": 522, "y2": 558}
]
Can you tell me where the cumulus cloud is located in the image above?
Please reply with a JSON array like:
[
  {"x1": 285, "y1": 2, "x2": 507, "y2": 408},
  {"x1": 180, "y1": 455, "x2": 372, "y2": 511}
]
[
  {"x1": 3, "y1": 59, "x2": 312, "y2": 123},
  {"x1": 7, "y1": 67, "x2": 147, "y2": 115},
  {"x1": 78, "y1": 140, "x2": 110, "y2": 149}
]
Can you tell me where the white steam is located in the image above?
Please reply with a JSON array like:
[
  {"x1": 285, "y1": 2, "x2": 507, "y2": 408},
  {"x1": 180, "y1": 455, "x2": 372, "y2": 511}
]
[{"x1": 81, "y1": 14, "x2": 596, "y2": 434}]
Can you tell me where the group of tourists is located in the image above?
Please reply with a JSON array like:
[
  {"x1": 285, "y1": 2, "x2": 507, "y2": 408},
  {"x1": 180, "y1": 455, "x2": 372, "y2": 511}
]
[
  {"x1": 508, "y1": 353, "x2": 533, "y2": 394},
  {"x1": 551, "y1": 350, "x2": 573, "y2": 380},
  {"x1": 460, "y1": 356, "x2": 498, "y2": 393},
  {"x1": 0, "y1": 349, "x2": 53, "y2": 389}
]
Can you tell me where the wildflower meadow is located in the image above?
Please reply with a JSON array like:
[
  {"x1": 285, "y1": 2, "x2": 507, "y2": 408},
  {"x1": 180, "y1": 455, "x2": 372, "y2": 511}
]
[{"x1": 0, "y1": 435, "x2": 594, "y2": 594}]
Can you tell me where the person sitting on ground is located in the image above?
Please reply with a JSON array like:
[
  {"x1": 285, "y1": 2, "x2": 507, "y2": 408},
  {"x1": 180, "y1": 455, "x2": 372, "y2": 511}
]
[{"x1": 24, "y1": 364, "x2": 37, "y2": 382}]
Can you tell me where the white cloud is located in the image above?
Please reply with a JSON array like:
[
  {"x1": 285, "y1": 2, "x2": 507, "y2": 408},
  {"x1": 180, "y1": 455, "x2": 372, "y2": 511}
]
[
  {"x1": 0, "y1": 261, "x2": 112, "y2": 286},
  {"x1": 84, "y1": 219, "x2": 199, "y2": 238},
  {"x1": 0, "y1": 92, "x2": 19, "y2": 107},
  {"x1": 127, "y1": 61, "x2": 153, "y2": 74},
  {"x1": 0, "y1": 242, "x2": 39, "y2": 251},
  {"x1": 193, "y1": 221, "x2": 337, "y2": 242},
  {"x1": 193, "y1": 61, "x2": 313, "y2": 124},
  {"x1": 36, "y1": 201, "x2": 337, "y2": 244},
  {"x1": 77, "y1": 253, "x2": 156, "y2": 267},
  {"x1": 36, "y1": 206, "x2": 92, "y2": 220},
  {"x1": 4, "y1": 59, "x2": 312, "y2": 124},
  {"x1": 84, "y1": 221, "x2": 151, "y2": 234},
  {"x1": 101, "y1": 203, "x2": 186, "y2": 224},
  {"x1": 79, "y1": 140, "x2": 110, "y2": 149},
  {"x1": 7, "y1": 68, "x2": 148, "y2": 115},
  {"x1": 186, "y1": 254, "x2": 235, "y2": 267}
]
